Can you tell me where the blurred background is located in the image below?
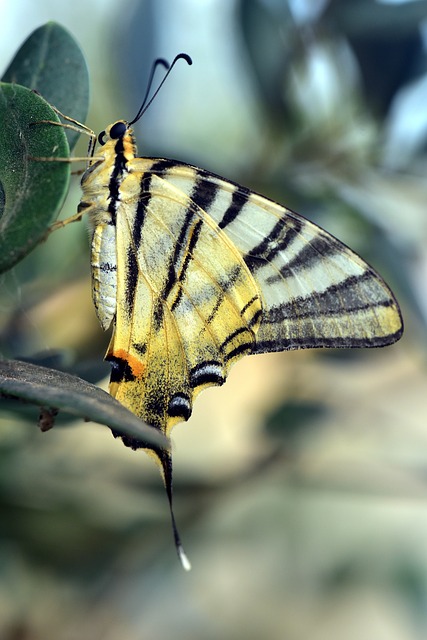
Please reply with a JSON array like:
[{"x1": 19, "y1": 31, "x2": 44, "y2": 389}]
[{"x1": 1, "y1": 0, "x2": 427, "y2": 638}]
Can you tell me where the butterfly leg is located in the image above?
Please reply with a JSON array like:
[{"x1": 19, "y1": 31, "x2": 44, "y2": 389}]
[
  {"x1": 46, "y1": 201, "x2": 95, "y2": 236},
  {"x1": 47, "y1": 210, "x2": 86, "y2": 234}
]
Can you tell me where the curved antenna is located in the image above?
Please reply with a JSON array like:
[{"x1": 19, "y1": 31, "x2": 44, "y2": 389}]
[{"x1": 128, "y1": 53, "x2": 192, "y2": 126}]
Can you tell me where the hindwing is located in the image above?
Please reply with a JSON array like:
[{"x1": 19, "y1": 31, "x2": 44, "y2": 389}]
[{"x1": 104, "y1": 159, "x2": 263, "y2": 434}]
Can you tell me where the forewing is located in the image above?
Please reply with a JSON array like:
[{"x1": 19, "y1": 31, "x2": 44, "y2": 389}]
[{"x1": 145, "y1": 160, "x2": 403, "y2": 352}]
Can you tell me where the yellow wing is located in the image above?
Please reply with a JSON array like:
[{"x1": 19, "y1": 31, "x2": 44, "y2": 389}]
[
  {"x1": 105, "y1": 160, "x2": 262, "y2": 436},
  {"x1": 150, "y1": 160, "x2": 403, "y2": 352}
]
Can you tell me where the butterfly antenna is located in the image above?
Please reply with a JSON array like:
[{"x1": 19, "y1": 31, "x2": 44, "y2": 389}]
[
  {"x1": 158, "y1": 448, "x2": 192, "y2": 571},
  {"x1": 128, "y1": 53, "x2": 192, "y2": 126}
]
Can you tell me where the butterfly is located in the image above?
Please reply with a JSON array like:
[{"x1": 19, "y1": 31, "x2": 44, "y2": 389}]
[{"x1": 45, "y1": 54, "x2": 403, "y2": 569}]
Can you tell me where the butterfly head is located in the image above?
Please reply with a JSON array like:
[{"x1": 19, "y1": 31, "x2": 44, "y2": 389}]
[
  {"x1": 96, "y1": 120, "x2": 137, "y2": 159},
  {"x1": 97, "y1": 120, "x2": 133, "y2": 145}
]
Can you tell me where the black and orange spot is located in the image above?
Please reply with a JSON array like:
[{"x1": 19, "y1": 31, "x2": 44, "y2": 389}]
[{"x1": 106, "y1": 348, "x2": 145, "y2": 383}]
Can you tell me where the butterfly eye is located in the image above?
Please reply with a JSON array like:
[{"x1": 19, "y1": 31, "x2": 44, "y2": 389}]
[
  {"x1": 109, "y1": 121, "x2": 127, "y2": 140},
  {"x1": 97, "y1": 131, "x2": 107, "y2": 146}
]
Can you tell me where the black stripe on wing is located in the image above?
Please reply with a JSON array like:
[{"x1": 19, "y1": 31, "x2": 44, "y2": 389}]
[
  {"x1": 170, "y1": 216, "x2": 204, "y2": 313},
  {"x1": 267, "y1": 272, "x2": 393, "y2": 322},
  {"x1": 243, "y1": 216, "x2": 303, "y2": 272},
  {"x1": 267, "y1": 234, "x2": 343, "y2": 283},
  {"x1": 125, "y1": 173, "x2": 153, "y2": 312},
  {"x1": 190, "y1": 174, "x2": 220, "y2": 212},
  {"x1": 254, "y1": 334, "x2": 399, "y2": 352},
  {"x1": 218, "y1": 187, "x2": 250, "y2": 229}
]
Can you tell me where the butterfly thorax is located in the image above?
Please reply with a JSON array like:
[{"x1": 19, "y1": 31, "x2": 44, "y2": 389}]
[{"x1": 80, "y1": 121, "x2": 137, "y2": 217}]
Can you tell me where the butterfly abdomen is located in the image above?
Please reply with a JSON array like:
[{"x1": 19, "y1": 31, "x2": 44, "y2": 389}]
[{"x1": 91, "y1": 222, "x2": 117, "y2": 330}]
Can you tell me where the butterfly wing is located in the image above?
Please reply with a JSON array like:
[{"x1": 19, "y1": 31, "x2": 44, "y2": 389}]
[
  {"x1": 94, "y1": 156, "x2": 402, "y2": 436},
  {"x1": 145, "y1": 160, "x2": 403, "y2": 353},
  {"x1": 104, "y1": 159, "x2": 262, "y2": 435}
]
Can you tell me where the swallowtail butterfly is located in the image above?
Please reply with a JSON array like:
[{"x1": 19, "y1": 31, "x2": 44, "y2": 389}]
[{"x1": 44, "y1": 54, "x2": 403, "y2": 569}]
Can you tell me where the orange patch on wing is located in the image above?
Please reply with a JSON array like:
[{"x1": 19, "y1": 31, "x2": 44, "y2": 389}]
[{"x1": 111, "y1": 348, "x2": 145, "y2": 378}]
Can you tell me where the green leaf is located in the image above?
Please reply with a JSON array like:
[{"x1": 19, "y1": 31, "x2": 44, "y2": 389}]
[
  {"x1": 2, "y1": 22, "x2": 89, "y2": 150},
  {"x1": 0, "y1": 356, "x2": 168, "y2": 448},
  {"x1": 0, "y1": 84, "x2": 71, "y2": 273}
]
